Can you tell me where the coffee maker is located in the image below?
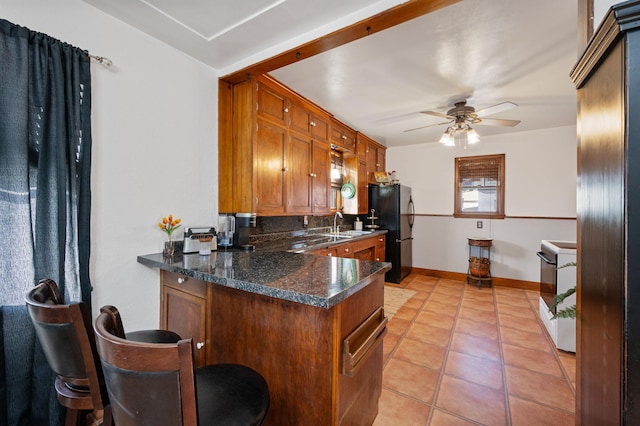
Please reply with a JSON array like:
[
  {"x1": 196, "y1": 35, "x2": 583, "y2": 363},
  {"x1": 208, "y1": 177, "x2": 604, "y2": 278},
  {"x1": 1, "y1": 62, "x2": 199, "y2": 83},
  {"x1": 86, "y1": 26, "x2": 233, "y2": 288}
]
[
  {"x1": 217, "y1": 214, "x2": 235, "y2": 248},
  {"x1": 233, "y1": 213, "x2": 256, "y2": 250}
]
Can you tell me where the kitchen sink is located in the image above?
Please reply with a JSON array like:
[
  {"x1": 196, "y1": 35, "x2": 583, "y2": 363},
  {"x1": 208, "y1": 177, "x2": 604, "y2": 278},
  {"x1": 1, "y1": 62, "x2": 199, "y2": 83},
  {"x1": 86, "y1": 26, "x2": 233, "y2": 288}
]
[
  {"x1": 339, "y1": 230, "x2": 373, "y2": 236},
  {"x1": 320, "y1": 233, "x2": 355, "y2": 239},
  {"x1": 320, "y1": 230, "x2": 374, "y2": 239}
]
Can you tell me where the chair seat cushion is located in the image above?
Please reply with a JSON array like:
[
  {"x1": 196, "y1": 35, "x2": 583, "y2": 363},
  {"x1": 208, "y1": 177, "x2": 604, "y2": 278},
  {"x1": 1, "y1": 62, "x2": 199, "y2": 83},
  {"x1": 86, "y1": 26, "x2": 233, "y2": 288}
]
[
  {"x1": 195, "y1": 363, "x2": 270, "y2": 426},
  {"x1": 125, "y1": 329, "x2": 181, "y2": 343}
]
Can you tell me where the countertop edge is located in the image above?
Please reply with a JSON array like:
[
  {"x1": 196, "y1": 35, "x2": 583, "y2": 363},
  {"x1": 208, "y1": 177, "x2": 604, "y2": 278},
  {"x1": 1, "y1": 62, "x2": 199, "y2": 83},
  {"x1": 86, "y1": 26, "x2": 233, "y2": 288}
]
[{"x1": 137, "y1": 254, "x2": 391, "y2": 309}]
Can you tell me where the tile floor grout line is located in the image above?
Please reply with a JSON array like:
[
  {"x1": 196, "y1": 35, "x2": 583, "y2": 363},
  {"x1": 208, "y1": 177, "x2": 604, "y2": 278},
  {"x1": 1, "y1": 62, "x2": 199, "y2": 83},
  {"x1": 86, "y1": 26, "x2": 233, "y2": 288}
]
[
  {"x1": 424, "y1": 278, "x2": 472, "y2": 426},
  {"x1": 494, "y1": 285, "x2": 514, "y2": 426}
]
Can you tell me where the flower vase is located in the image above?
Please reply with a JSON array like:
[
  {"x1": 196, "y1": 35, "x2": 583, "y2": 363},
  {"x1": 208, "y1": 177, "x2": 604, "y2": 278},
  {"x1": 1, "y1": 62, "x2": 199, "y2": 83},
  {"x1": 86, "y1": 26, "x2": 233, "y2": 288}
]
[{"x1": 163, "y1": 237, "x2": 176, "y2": 257}]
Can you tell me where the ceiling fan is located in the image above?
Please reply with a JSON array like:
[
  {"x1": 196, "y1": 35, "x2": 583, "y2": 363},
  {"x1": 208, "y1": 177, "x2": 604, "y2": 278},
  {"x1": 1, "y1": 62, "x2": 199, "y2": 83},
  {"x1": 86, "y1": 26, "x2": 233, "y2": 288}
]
[{"x1": 404, "y1": 100, "x2": 521, "y2": 146}]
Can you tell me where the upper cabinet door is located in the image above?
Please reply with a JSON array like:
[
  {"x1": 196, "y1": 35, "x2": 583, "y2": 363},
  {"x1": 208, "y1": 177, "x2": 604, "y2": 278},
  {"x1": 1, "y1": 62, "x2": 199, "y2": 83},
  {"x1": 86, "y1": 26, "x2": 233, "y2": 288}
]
[
  {"x1": 287, "y1": 133, "x2": 313, "y2": 213},
  {"x1": 257, "y1": 78, "x2": 289, "y2": 127},
  {"x1": 289, "y1": 101, "x2": 312, "y2": 135},
  {"x1": 331, "y1": 119, "x2": 357, "y2": 152},
  {"x1": 311, "y1": 141, "x2": 331, "y2": 214},
  {"x1": 255, "y1": 118, "x2": 287, "y2": 215},
  {"x1": 310, "y1": 113, "x2": 330, "y2": 143},
  {"x1": 289, "y1": 100, "x2": 330, "y2": 143}
]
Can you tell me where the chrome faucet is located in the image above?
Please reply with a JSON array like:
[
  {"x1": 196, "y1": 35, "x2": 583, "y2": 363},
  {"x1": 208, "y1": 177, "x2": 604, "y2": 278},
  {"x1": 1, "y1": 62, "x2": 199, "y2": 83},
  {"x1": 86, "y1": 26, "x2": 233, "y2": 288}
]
[{"x1": 333, "y1": 211, "x2": 343, "y2": 234}]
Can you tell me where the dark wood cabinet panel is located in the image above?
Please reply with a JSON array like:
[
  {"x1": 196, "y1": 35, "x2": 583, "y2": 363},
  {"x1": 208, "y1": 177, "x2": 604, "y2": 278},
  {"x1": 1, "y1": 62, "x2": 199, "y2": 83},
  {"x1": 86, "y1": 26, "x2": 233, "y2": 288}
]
[{"x1": 570, "y1": 3, "x2": 640, "y2": 422}]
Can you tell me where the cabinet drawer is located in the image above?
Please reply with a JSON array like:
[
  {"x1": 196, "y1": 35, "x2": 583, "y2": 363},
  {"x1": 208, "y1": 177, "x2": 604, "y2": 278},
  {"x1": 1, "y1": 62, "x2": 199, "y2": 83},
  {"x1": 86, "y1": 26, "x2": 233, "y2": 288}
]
[{"x1": 161, "y1": 271, "x2": 207, "y2": 298}]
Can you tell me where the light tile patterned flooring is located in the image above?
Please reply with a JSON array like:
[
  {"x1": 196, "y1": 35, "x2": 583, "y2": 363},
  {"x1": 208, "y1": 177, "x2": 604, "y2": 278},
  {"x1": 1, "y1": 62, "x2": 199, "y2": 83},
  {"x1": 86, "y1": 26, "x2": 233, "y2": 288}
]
[{"x1": 374, "y1": 274, "x2": 576, "y2": 426}]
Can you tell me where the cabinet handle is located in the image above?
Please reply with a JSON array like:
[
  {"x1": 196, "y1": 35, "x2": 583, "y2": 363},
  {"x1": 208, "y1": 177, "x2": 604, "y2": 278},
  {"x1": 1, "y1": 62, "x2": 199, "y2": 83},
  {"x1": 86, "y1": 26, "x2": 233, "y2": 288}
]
[
  {"x1": 376, "y1": 257, "x2": 380, "y2": 261},
  {"x1": 376, "y1": 163, "x2": 380, "y2": 167},
  {"x1": 342, "y1": 134, "x2": 347, "y2": 140},
  {"x1": 284, "y1": 107, "x2": 289, "y2": 113},
  {"x1": 196, "y1": 342, "x2": 205, "y2": 349},
  {"x1": 379, "y1": 238, "x2": 384, "y2": 242},
  {"x1": 310, "y1": 121, "x2": 316, "y2": 127},
  {"x1": 309, "y1": 172, "x2": 316, "y2": 177},
  {"x1": 177, "y1": 277, "x2": 187, "y2": 284},
  {"x1": 282, "y1": 167, "x2": 288, "y2": 172},
  {"x1": 344, "y1": 248, "x2": 350, "y2": 253},
  {"x1": 327, "y1": 253, "x2": 332, "y2": 256}
]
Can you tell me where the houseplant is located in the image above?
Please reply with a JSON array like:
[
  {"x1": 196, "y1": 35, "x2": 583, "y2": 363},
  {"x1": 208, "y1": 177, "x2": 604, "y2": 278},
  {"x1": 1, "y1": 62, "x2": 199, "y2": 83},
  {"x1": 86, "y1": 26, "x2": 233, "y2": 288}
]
[{"x1": 550, "y1": 261, "x2": 577, "y2": 319}]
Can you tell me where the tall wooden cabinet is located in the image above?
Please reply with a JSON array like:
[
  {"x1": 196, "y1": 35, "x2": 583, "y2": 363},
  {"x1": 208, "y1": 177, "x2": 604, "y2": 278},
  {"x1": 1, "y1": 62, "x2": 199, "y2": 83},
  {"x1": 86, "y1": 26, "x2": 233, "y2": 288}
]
[
  {"x1": 570, "y1": 2, "x2": 640, "y2": 423},
  {"x1": 221, "y1": 75, "x2": 331, "y2": 215}
]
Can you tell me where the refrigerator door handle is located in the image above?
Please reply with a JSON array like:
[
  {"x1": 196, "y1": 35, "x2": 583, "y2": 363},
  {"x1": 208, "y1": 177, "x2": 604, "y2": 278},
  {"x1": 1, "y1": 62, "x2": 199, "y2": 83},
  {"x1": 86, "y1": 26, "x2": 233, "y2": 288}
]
[
  {"x1": 396, "y1": 237, "x2": 414, "y2": 243},
  {"x1": 408, "y1": 197, "x2": 415, "y2": 229}
]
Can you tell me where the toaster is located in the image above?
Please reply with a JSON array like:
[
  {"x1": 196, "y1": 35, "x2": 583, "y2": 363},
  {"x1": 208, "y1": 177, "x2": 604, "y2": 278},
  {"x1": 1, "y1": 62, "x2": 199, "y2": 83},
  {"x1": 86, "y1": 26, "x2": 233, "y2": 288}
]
[{"x1": 183, "y1": 226, "x2": 216, "y2": 254}]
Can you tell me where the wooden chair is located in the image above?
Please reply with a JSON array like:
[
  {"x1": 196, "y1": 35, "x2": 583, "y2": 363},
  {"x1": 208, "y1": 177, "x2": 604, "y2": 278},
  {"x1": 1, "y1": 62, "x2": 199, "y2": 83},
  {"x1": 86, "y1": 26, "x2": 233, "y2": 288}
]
[
  {"x1": 25, "y1": 279, "x2": 181, "y2": 426},
  {"x1": 94, "y1": 305, "x2": 270, "y2": 426}
]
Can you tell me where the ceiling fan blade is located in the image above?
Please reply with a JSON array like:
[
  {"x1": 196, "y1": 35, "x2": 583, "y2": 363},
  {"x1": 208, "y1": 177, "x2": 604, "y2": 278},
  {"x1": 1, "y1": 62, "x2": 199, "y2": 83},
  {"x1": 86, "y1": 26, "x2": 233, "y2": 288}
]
[
  {"x1": 475, "y1": 101, "x2": 518, "y2": 117},
  {"x1": 478, "y1": 117, "x2": 521, "y2": 127},
  {"x1": 420, "y1": 110, "x2": 451, "y2": 119},
  {"x1": 404, "y1": 121, "x2": 450, "y2": 132}
]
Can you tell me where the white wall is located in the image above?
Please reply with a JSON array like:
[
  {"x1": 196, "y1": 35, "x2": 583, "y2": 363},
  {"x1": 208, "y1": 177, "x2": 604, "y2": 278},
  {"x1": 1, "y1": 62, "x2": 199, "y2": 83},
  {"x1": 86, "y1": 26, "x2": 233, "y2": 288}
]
[
  {"x1": 4, "y1": 0, "x2": 219, "y2": 330},
  {"x1": 387, "y1": 125, "x2": 577, "y2": 282}
]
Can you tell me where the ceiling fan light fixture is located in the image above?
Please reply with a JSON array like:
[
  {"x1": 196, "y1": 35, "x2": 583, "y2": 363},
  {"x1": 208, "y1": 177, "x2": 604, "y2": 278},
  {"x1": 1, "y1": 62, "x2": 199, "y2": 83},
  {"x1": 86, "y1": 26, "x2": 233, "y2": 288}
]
[
  {"x1": 467, "y1": 128, "x2": 480, "y2": 144},
  {"x1": 440, "y1": 127, "x2": 455, "y2": 146}
]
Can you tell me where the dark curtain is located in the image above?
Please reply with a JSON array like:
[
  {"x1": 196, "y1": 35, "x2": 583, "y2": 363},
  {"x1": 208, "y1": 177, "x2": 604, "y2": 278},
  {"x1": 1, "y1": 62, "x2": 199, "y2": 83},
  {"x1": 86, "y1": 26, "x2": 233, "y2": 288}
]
[{"x1": 0, "y1": 19, "x2": 92, "y2": 426}]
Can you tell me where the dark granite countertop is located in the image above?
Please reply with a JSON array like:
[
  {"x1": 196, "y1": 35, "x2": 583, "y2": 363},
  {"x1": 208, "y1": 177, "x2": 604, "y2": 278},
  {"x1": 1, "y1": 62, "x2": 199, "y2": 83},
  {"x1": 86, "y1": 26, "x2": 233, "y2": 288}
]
[
  {"x1": 138, "y1": 250, "x2": 391, "y2": 309},
  {"x1": 253, "y1": 229, "x2": 388, "y2": 252}
]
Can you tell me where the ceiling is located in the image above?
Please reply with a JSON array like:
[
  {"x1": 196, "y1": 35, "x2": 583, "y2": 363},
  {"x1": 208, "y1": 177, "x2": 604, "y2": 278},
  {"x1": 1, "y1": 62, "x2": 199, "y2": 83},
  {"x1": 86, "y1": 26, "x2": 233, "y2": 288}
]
[{"x1": 83, "y1": 0, "x2": 578, "y2": 148}]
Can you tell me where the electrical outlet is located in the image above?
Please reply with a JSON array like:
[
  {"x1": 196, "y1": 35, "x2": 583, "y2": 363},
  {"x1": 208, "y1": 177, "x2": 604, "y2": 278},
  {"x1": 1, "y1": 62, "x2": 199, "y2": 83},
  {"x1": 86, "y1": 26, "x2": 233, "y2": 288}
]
[{"x1": 477, "y1": 221, "x2": 483, "y2": 229}]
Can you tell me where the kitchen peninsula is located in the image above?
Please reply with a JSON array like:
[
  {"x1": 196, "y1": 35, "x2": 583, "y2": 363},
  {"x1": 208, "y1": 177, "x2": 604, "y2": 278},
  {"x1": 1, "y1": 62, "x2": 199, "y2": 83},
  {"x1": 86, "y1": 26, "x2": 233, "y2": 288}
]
[{"x1": 138, "y1": 249, "x2": 390, "y2": 425}]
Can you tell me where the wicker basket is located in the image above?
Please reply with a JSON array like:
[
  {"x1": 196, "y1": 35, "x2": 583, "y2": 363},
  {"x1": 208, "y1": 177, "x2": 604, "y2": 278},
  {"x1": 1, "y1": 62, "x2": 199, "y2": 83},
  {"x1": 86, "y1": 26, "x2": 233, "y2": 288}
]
[{"x1": 468, "y1": 257, "x2": 491, "y2": 277}]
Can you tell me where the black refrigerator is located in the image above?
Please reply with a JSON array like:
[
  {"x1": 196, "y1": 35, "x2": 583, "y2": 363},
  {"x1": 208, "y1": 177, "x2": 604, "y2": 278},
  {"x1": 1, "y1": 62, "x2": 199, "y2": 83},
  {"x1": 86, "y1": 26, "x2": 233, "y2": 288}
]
[{"x1": 368, "y1": 184, "x2": 415, "y2": 283}]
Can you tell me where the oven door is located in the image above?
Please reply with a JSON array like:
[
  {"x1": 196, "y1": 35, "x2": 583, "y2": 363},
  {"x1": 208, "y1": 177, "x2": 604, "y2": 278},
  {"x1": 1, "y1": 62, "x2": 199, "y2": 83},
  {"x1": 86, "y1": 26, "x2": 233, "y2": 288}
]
[{"x1": 537, "y1": 250, "x2": 557, "y2": 314}]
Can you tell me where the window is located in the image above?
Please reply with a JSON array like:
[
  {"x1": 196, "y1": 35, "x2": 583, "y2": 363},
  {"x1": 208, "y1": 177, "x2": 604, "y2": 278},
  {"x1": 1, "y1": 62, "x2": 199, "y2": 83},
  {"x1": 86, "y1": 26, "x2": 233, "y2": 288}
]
[{"x1": 454, "y1": 154, "x2": 505, "y2": 219}]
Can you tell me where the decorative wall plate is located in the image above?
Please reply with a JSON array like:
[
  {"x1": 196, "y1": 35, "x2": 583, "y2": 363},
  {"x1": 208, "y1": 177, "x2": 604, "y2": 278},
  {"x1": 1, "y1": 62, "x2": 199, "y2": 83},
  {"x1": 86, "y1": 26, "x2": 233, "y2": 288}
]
[{"x1": 341, "y1": 182, "x2": 356, "y2": 199}]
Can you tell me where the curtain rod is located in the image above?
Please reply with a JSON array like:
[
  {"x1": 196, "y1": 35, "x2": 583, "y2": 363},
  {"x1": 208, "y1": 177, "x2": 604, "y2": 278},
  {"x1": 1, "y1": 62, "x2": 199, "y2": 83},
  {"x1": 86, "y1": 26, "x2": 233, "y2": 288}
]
[{"x1": 89, "y1": 53, "x2": 113, "y2": 67}]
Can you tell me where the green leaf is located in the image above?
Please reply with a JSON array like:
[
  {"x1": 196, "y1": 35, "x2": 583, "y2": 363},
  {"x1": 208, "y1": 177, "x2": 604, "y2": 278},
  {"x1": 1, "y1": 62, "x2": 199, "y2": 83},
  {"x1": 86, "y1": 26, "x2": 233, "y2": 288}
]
[{"x1": 550, "y1": 286, "x2": 576, "y2": 319}]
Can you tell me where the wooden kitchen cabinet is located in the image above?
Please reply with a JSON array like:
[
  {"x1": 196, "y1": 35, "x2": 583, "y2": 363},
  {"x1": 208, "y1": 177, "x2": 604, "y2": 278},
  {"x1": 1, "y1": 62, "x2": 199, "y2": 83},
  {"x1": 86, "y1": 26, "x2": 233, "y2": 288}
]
[
  {"x1": 221, "y1": 75, "x2": 331, "y2": 215},
  {"x1": 331, "y1": 118, "x2": 357, "y2": 152},
  {"x1": 357, "y1": 159, "x2": 368, "y2": 214},
  {"x1": 288, "y1": 133, "x2": 330, "y2": 214},
  {"x1": 290, "y1": 99, "x2": 330, "y2": 143},
  {"x1": 152, "y1": 256, "x2": 388, "y2": 425},
  {"x1": 356, "y1": 132, "x2": 385, "y2": 183},
  {"x1": 160, "y1": 271, "x2": 210, "y2": 367},
  {"x1": 255, "y1": 118, "x2": 288, "y2": 215},
  {"x1": 307, "y1": 234, "x2": 386, "y2": 262}
]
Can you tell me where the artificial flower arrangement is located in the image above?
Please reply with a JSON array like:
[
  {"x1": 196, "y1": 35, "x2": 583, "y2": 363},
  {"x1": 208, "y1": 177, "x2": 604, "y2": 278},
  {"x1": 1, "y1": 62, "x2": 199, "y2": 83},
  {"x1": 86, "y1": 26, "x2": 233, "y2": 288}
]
[
  {"x1": 158, "y1": 214, "x2": 181, "y2": 257},
  {"x1": 158, "y1": 214, "x2": 182, "y2": 239}
]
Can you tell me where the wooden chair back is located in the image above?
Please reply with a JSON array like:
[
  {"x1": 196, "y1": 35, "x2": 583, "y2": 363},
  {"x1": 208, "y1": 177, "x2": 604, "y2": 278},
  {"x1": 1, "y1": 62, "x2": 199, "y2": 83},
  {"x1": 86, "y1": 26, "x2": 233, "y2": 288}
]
[
  {"x1": 93, "y1": 305, "x2": 199, "y2": 426},
  {"x1": 25, "y1": 279, "x2": 106, "y2": 414}
]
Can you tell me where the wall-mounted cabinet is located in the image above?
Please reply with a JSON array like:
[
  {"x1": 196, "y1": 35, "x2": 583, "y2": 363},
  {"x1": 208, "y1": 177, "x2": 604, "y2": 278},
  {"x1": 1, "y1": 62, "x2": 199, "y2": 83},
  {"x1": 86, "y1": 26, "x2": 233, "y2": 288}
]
[
  {"x1": 219, "y1": 75, "x2": 384, "y2": 216},
  {"x1": 358, "y1": 132, "x2": 386, "y2": 184},
  {"x1": 331, "y1": 118, "x2": 357, "y2": 152}
]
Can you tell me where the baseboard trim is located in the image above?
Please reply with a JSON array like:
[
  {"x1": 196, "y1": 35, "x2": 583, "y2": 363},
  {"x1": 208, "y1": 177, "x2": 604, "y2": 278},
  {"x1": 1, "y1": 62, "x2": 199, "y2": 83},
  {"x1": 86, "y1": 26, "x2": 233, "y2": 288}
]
[{"x1": 412, "y1": 268, "x2": 540, "y2": 291}]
